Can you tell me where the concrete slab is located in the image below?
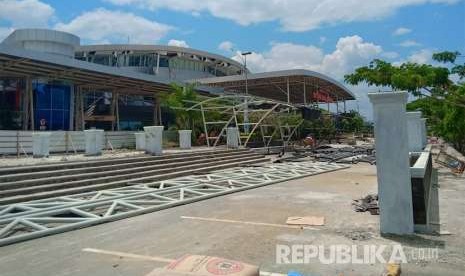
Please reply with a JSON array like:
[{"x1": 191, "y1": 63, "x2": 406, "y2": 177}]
[{"x1": 0, "y1": 164, "x2": 464, "y2": 276}]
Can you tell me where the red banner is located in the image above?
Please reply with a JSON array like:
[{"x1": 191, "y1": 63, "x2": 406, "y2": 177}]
[{"x1": 312, "y1": 90, "x2": 334, "y2": 103}]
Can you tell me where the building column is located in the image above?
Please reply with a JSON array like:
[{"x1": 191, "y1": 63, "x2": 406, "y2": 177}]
[
  {"x1": 406, "y1": 111, "x2": 423, "y2": 152},
  {"x1": 368, "y1": 92, "x2": 414, "y2": 235},
  {"x1": 421, "y1": 118, "x2": 427, "y2": 147},
  {"x1": 69, "y1": 85, "x2": 75, "y2": 131}
]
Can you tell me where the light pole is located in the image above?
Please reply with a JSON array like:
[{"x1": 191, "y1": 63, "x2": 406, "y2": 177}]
[{"x1": 241, "y1": 51, "x2": 251, "y2": 133}]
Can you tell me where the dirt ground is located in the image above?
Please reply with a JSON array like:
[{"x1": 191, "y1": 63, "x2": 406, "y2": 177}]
[{"x1": 0, "y1": 161, "x2": 464, "y2": 276}]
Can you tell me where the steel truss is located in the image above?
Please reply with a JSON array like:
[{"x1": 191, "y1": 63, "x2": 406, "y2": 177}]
[
  {"x1": 175, "y1": 94, "x2": 303, "y2": 148},
  {"x1": 0, "y1": 162, "x2": 348, "y2": 246}
]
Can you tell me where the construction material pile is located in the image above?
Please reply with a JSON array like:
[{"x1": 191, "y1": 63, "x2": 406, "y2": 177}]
[
  {"x1": 289, "y1": 144, "x2": 376, "y2": 164},
  {"x1": 352, "y1": 194, "x2": 379, "y2": 215}
]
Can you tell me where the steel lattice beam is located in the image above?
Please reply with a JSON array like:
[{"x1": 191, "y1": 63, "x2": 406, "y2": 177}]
[{"x1": 0, "y1": 162, "x2": 348, "y2": 246}]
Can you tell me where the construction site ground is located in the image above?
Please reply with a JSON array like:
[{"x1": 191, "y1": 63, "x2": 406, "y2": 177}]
[{"x1": 0, "y1": 161, "x2": 464, "y2": 276}]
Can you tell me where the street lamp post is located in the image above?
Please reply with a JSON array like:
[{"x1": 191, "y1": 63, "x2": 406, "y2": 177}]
[{"x1": 241, "y1": 52, "x2": 252, "y2": 134}]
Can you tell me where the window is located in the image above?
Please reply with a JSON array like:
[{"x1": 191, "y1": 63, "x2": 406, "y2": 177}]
[{"x1": 34, "y1": 82, "x2": 70, "y2": 130}]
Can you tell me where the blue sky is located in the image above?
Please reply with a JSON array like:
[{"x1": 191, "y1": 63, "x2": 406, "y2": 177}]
[{"x1": 0, "y1": 0, "x2": 464, "y2": 118}]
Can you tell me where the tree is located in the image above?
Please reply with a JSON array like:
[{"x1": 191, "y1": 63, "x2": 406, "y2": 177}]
[
  {"x1": 344, "y1": 51, "x2": 465, "y2": 153},
  {"x1": 164, "y1": 83, "x2": 200, "y2": 130},
  {"x1": 338, "y1": 110, "x2": 365, "y2": 133}
]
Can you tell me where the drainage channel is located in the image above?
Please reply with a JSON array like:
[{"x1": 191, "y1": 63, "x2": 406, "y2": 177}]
[{"x1": 0, "y1": 161, "x2": 349, "y2": 246}]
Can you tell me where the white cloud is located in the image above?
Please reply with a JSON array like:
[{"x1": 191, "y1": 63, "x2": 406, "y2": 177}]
[
  {"x1": 54, "y1": 8, "x2": 172, "y2": 44},
  {"x1": 231, "y1": 35, "x2": 382, "y2": 80},
  {"x1": 105, "y1": 0, "x2": 461, "y2": 32},
  {"x1": 167, "y1": 39, "x2": 189, "y2": 48},
  {"x1": 232, "y1": 42, "x2": 325, "y2": 73},
  {"x1": 399, "y1": 40, "x2": 422, "y2": 47},
  {"x1": 218, "y1": 41, "x2": 234, "y2": 52},
  {"x1": 393, "y1": 27, "x2": 412, "y2": 36},
  {"x1": 407, "y1": 49, "x2": 433, "y2": 64},
  {"x1": 0, "y1": 0, "x2": 54, "y2": 28}
]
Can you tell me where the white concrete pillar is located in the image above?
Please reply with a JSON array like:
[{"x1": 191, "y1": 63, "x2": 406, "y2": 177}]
[
  {"x1": 84, "y1": 129, "x2": 104, "y2": 156},
  {"x1": 32, "y1": 132, "x2": 51, "y2": 158},
  {"x1": 135, "y1": 132, "x2": 146, "y2": 151},
  {"x1": 406, "y1": 111, "x2": 423, "y2": 152},
  {"x1": 144, "y1": 126, "x2": 163, "y2": 155},
  {"x1": 178, "y1": 130, "x2": 192, "y2": 149},
  {"x1": 368, "y1": 92, "x2": 414, "y2": 235},
  {"x1": 226, "y1": 127, "x2": 239, "y2": 149},
  {"x1": 421, "y1": 118, "x2": 427, "y2": 147}
]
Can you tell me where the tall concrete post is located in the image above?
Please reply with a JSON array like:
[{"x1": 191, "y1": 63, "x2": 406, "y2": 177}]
[
  {"x1": 32, "y1": 132, "x2": 51, "y2": 158},
  {"x1": 421, "y1": 118, "x2": 427, "y2": 147},
  {"x1": 368, "y1": 92, "x2": 414, "y2": 234},
  {"x1": 135, "y1": 132, "x2": 146, "y2": 151},
  {"x1": 227, "y1": 127, "x2": 239, "y2": 149},
  {"x1": 144, "y1": 126, "x2": 163, "y2": 155},
  {"x1": 178, "y1": 130, "x2": 192, "y2": 149},
  {"x1": 406, "y1": 112, "x2": 423, "y2": 152},
  {"x1": 85, "y1": 129, "x2": 104, "y2": 156}
]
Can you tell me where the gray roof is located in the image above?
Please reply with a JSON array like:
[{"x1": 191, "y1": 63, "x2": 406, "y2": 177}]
[
  {"x1": 0, "y1": 44, "x2": 173, "y2": 94},
  {"x1": 191, "y1": 69, "x2": 356, "y2": 103}
]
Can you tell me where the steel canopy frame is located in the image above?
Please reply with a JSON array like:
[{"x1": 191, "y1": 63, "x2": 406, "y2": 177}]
[
  {"x1": 174, "y1": 94, "x2": 303, "y2": 148},
  {"x1": 0, "y1": 161, "x2": 349, "y2": 246}
]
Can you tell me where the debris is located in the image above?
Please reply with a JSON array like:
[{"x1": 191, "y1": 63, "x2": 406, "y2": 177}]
[
  {"x1": 352, "y1": 194, "x2": 379, "y2": 215},
  {"x1": 147, "y1": 255, "x2": 259, "y2": 276},
  {"x1": 383, "y1": 263, "x2": 401, "y2": 276},
  {"x1": 286, "y1": 216, "x2": 325, "y2": 226},
  {"x1": 343, "y1": 230, "x2": 373, "y2": 241},
  {"x1": 436, "y1": 151, "x2": 465, "y2": 174}
]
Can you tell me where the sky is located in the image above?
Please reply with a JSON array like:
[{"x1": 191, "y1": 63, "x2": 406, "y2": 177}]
[{"x1": 0, "y1": 0, "x2": 464, "y2": 118}]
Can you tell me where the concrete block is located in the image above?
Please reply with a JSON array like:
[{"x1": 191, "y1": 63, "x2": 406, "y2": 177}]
[
  {"x1": 32, "y1": 132, "x2": 51, "y2": 158},
  {"x1": 178, "y1": 130, "x2": 192, "y2": 149},
  {"x1": 135, "y1": 132, "x2": 145, "y2": 151},
  {"x1": 84, "y1": 129, "x2": 104, "y2": 156},
  {"x1": 406, "y1": 112, "x2": 423, "y2": 152},
  {"x1": 144, "y1": 126, "x2": 163, "y2": 155},
  {"x1": 368, "y1": 92, "x2": 414, "y2": 235},
  {"x1": 227, "y1": 127, "x2": 239, "y2": 149}
]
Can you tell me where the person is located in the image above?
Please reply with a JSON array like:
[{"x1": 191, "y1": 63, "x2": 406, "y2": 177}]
[{"x1": 39, "y1": 118, "x2": 48, "y2": 131}]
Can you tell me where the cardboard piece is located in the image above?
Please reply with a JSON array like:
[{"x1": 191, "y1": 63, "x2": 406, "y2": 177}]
[
  {"x1": 146, "y1": 268, "x2": 201, "y2": 276},
  {"x1": 286, "y1": 216, "x2": 325, "y2": 226},
  {"x1": 147, "y1": 255, "x2": 259, "y2": 276}
]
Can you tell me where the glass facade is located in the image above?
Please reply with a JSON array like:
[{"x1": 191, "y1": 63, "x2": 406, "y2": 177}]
[
  {"x1": 0, "y1": 78, "x2": 22, "y2": 130},
  {"x1": 34, "y1": 82, "x2": 71, "y2": 130},
  {"x1": 75, "y1": 51, "x2": 239, "y2": 77}
]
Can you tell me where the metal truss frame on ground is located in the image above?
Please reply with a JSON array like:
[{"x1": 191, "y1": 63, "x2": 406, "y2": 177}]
[{"x1": 0, "y1": 161, "x2": 348, "y2": 246}]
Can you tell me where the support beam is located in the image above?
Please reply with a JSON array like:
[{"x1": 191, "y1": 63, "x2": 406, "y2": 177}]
[
  {"x1": 303, "y1": 79, "x2": 307, "y2": 105},
  {"x1": 368, "y1": 92, "x2": 414, "y2": 235},
  {"x1": 27, "y1": 77, "x2": 34, "y2": 130},
  {"x1": 286, "y1": 77, "x2": 290, "y2": 104}
]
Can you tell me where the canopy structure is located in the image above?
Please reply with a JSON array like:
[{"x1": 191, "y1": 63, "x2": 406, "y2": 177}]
[
  {"x1": 0, "y1": 45, "x2": 172, "y2": 94},
  {"x1": 192, "y1": 69, "x2": 355, "y2": 105}
]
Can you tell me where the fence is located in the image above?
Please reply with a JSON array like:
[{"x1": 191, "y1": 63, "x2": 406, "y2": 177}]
[{"x1": 0, "y1": 131, "x2": 136, "y2": 155}]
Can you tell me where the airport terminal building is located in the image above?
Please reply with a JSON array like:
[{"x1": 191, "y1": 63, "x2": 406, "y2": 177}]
[{"x1": 0, "y1": 29, "x2": 354, "y2": 132}]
